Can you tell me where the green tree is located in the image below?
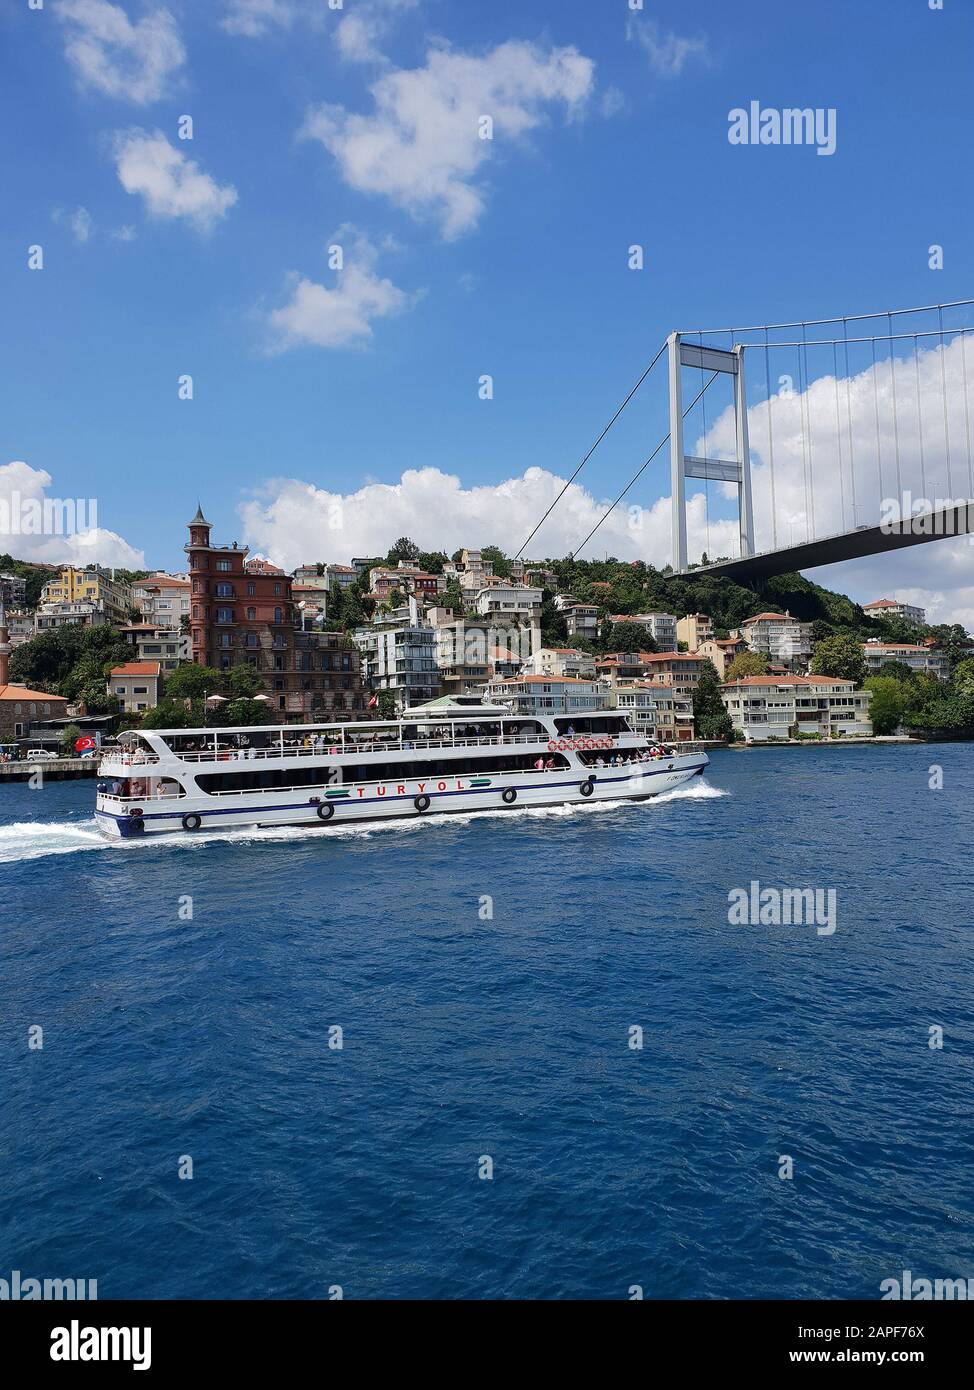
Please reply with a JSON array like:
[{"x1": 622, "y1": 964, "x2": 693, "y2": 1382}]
[
  {"x1": 59, "y1": 723, "x2": 83, "y2": 754},
  {"x1": 606, "y1": 621, "x2": 655, "y2": 654},
  {"x1": 140, "y1": 699, "x2": 194, "y2": 730},
  {"x1": 417, "y1": 551, "x2": 448, "y2": 575},
  {"x1": 810, "y1": 633, "x2": 866, "y2": 686},
  {"x1": 375, "y1": 690, "x2": 397, "y2": 719},
  {"x1": 227, "y1": 664, "x2": 262, "y2": 698},
  {"x1": 725, "y1": 651, "x2": 769, "y2": 681},
  {"x1": 387, "y1": 537, "x2": 420, "y2": 564},
  {"x1": 864, "y1": 676, "x2": 906, "y2": 735},
  {"x1": 692, "y1": 659, "x2": 733, "y2": 740},
  {"x1": 164, "y1": 663, "x2": 221, "y2": 702}
]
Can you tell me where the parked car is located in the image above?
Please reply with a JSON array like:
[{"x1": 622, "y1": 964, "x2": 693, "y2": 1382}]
[{"x1": 26, "y1": 749, "x2": 59, "y2": 762}]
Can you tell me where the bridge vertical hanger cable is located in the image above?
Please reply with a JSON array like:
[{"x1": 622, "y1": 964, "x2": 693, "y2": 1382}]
[
  {"x1": 796, "y1": 339, "x2": 811, "y2": 541},
  {"x1": 914, "y1": 334, "x2": 927, "y2": 497},
  {"x1": 832, "y1": 343, "x2": 847, "y2": 531},
  {"x1": 801, "y1": 323, "x2": 816, "y2": 539},
  {"x1": 938, "y1": 306, "x2": 952, "y2": 496},
  {"x1": 888, "y1": 312, "x2": 902, "y2": 501},
  {"x1": 764, "y1": 330, "x2": 778, "y2": 549},
  {"x1": 961, "y1": 321, "x2": 973, "y2": 494},
  {"x1": 843, "y1": 320, "x2": 858, "y2": 526},
  {"x1": 871, "y1": 338, "x2": 885, "y2": 513}
]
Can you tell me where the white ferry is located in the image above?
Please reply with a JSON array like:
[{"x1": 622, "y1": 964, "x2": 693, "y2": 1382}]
[{"x1": 94, "y1": 698, "x2": 709, "y2": 839}]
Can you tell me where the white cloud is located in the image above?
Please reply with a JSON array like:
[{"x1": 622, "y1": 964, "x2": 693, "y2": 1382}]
[
  {"x1": 111, "y1": 223, "x2": 137, "y2": 241},
  {"x1": 113, "y1": 129, "x2": 238, "y2": 232},
  {"x1": 0, "y1": 460, "x2": 144, "y2": 569},
  {"x1": 237, "y1": 465, "x2": 736, "y2": 575},
  {"x1": 220, "y1": 0, "x2": 295, "y2": 37},
  {"x1": 267, "y1": 227, "x2": 417, "y2": 351},
  {"x1": 334, "y1": 0, "x2": 420, "y2": 64},
  {"x1": 57, "y1": 0, "x2": 185, "y2": 105},
  {"x1": 302, "y1": 39, "x2": 596, "y2": 239},
  {"x1": 626, "y1": 17, "x2": 710, "y2": 78},
  {"x1": 53, "y1": 205, "x2": 94, "y2": 243}
]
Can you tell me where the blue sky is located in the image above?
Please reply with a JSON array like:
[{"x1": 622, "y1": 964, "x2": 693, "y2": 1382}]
[{"x1": 2, "y1": 0, "x2": 973, "y2": 622}]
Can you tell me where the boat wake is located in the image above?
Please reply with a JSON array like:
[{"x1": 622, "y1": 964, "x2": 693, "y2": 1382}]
[{"x1": 0, "y1": 780, "x2": 729, "y2": 864}]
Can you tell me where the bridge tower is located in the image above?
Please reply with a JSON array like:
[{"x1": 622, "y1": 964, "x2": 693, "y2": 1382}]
[{"x1": 668, "y1": 333, "x2": 754, "y2": 572}]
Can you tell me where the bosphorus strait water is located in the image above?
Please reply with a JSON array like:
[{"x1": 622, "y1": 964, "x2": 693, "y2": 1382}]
[{"x1": 2, "y1": 744, "x2": 972, "y2": 1300}]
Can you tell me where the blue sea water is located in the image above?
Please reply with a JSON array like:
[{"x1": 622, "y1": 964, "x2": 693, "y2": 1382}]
[{"x1": 1, "y1": 744, "x2": 972, "y2": 1301}]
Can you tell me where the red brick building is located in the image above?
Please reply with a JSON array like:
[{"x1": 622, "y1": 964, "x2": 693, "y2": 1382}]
[{"x1": 185, "y1": 506, "x2": 368, "y2": 723}]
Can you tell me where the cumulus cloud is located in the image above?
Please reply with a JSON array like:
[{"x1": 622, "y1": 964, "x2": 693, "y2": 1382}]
[
  {"x1": 266, "y1": 226, "x2": 418, "y2": 351},
  {"x1": 626, "y1": 16, "x2": 710, "y2": 78},
  {"x1": 57, "y1": 0, "x2": 185, "y2": 104},
  {"x1": 302, "y1": 39, "x2": 596, "y2": 239},
  {"x1": 113, "y1": 129, "x2": 238, "y2": 231},
  {"x1": 0, "y1": 460, "x2": 144, "y2": 569},
  {"x1": 237, "y1": 465, "x2": 736, "y2": 576}
]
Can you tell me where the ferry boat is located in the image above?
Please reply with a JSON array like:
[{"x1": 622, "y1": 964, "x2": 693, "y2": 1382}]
[{"x1": 94, "y1": 697, "x2": 709, "y2": 839}]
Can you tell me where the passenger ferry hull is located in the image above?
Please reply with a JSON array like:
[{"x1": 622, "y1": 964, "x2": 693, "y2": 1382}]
[{"x1": 95, "y1": 756, "x2": 708, "y2": 839}]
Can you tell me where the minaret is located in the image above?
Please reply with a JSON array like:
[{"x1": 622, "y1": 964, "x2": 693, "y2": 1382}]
[{"x1": 0, "y1": 603, "x2": 10, "y2": 687}]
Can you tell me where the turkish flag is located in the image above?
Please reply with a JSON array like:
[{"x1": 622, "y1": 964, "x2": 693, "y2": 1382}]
[{"x1": 75, "y1": 736, "x2": 96, "y2": 752}]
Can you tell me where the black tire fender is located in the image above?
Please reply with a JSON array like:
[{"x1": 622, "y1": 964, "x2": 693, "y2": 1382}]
[
  {"x1": 579, "y1": 780, "x2": 595, "y2": 798},
  {"x1": 182, "y1": 813, "x2": 202, "y2": 832},
  {"x1": 414, "y1": 794, "x2": 431, "y2": 812},
  {"x1": 502, "y1": 788, "x2": 517, "y2": 804},
  {"x1": 316, "y1": 803, "x2": 335, "y2": 821}
]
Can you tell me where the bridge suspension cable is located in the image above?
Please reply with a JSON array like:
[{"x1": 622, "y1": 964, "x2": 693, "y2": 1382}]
[
  {"x1": 513, "y1": 337, "x2": 669, "y2": 559},
  {"x1": 568, "y1": 370, "x2": 720, "y2": 559}
]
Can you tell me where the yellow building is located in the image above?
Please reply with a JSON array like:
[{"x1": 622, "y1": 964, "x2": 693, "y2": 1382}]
[{"x1": 40, "y1": 566, "x2": 133, "y2": 624}]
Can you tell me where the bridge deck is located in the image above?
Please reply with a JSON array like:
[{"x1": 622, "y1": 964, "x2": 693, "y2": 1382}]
[{"x1": 679, "y1": 504, "x2": 973, "y2": 581}]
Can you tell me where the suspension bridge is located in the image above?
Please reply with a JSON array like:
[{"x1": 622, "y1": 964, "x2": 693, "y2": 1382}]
[{"x1": 516, "y1": 300, "x2": 974, "y2": 579}]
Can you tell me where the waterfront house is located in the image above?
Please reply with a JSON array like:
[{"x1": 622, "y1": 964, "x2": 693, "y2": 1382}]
[{"x1": 720, "y1": 674, "x2": 873, "y2": 741}]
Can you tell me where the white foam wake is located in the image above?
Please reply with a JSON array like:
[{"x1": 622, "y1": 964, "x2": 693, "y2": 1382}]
[{"x1": 0, "y1": 780, "x2": 728, "y2": 864}]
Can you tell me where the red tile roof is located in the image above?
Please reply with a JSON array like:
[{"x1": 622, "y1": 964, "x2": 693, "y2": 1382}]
[
  {"x1": 109, "y1": 662, "x2": 161, "y2": 678},
  {"x1": 0, "y1": 684, "x2": 68, "y2": 703}
]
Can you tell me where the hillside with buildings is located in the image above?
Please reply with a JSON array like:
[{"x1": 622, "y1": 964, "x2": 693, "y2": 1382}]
[{"x1": 3, "y1": 512, "x2": 974, "y2": 757}]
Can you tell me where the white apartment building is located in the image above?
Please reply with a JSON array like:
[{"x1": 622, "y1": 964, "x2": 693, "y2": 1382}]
[
  {"x1": 863, "y1": 598, "x2": 926, "y2": 626},
  {"x1": 738, "y1": 611, "x2": 813, "y2": 670},
  {"x1": 721, "y1": 674, "x2": 873, "y2": 741},
  {"x1": 474, "y1": 583, "x2": 543, "y2": 620},
  {"x1": 522, "y1": 647, "x2": 596, "y2": 679},
  {"x1": 861, "y1": 641, "x2": 949, "y2": 679},
  {"x1": 368, "y1": 625, "x2": 440, "y2": 708},
  {"x1": 134, "y1": 574, "x2": 191, "y2": 629},
  {"x1": 676, "y1": 613, "x2": 714, "y2": 651},
  {"x1": 486, "y1": 675, "x2": 610, "y2": 717}
]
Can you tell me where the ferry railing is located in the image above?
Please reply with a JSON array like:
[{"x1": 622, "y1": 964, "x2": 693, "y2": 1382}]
[{"x1": 97, "y1": 730, "x2": 594, "y2": 769}]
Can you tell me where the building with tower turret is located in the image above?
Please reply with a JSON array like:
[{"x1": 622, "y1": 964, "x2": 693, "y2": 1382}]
[{"x1": 184, "y1": 506, "x2": 367, "y2": 723}]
